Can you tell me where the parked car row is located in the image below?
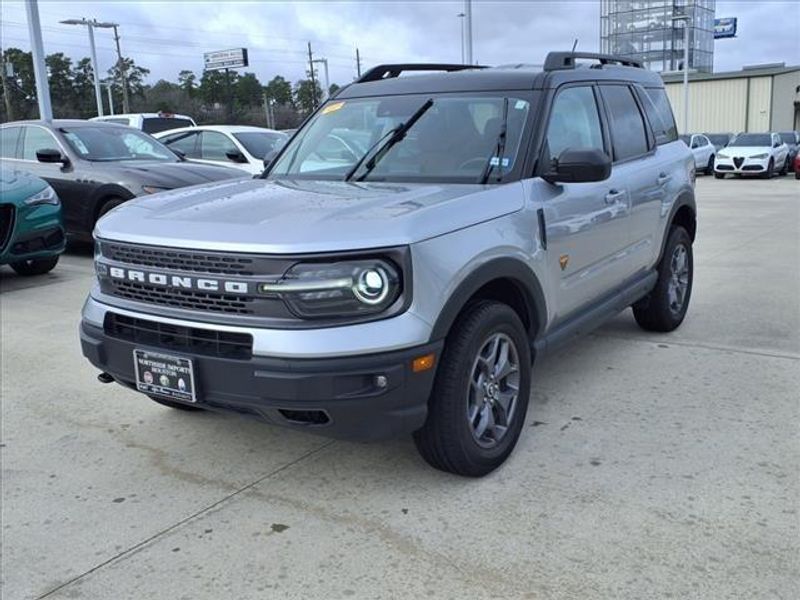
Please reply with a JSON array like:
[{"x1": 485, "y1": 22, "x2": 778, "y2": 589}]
[{"x1": 679, "y1": 130, "x2": 799, "y2": 178}]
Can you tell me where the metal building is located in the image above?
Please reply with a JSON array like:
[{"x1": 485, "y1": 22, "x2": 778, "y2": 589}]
[
  {"x1": 600, "y1": 0, "x2": 715, "y2": 73},
  {"x1": 662, "y1": 64, "x2": 800, "y2": 133}
]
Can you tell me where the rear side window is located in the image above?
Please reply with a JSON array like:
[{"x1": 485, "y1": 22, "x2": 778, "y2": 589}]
[
  {"x1": 161, "y1": 131, "x2": 201, "y2": 158},
  {"x1": 642, "y1": 88, "x2": 677, "y2": 144},
  {"x1": 545, "y1": 86, "x2": 605, "y2": 164},
  {"x1": 21, "y1": 127, "x2": 59, "y2": 160},
  {"x1": 0, "y1": 127, "x2": 21, "y2": 158},
  {"x1": 600, "y1": 85, "x2": 649, "y2": 161},
  {"x1": 143, "y1": 118, "x2": 195, "y2": 134}
]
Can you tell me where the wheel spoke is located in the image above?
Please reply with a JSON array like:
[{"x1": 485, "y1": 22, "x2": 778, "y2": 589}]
[
  {"x1": 494, "y1": 340, "x2": 516, "y2": 380},
  {"x1": 473, "y1": 405, "x2": 491, "y2": 440}
]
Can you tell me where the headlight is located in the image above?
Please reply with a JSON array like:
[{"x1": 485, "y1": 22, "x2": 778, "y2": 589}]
[
  {"x1": 142, "y1": 185, "x2": 170, "y2": 194},
  {"x1": 717, "y1": 152, "x2": 729, "y2": 159},
  {"x1": 750, "y1": 153, "x2": 768, "y2": 159},
  {"x1": 259, "y1": 259, "x2": 402, "y2": 318},
  {"x1": 24, "y1": 185, "x2": 59, "y2": 206}
]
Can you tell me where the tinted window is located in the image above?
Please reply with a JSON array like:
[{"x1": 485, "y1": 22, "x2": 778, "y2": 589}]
[
  {"x1": 232, "y1": 132, "x2": 288, "y2": 159},
  {"x1": 22, "y1": 127, "x2": 60, "y2": 160},
  {"x1": 200, "y1": 131, "x2": 238, "y2": 161},
  {"x1": 643, "y1": 88, "x2": 677, "y2": 143},
  {"x1": 729, "y1": 133, "x2": 771, "y2": 147},
  {"x1": 0, "y1": 127, "x2": 21, "y2": 158},
  {"x1": 161, "y1": 131, "x2": 201, "y2": 158},
  {"x1": 706, "y1": 134, "x2": 731, "y2": 147},
  {"x1": 142, "y1": 118, "x2": 195, "y2": 134},
  {"x1": 601, "y1": 85, "x2": 649, "y2": 161},
  {"x1": 779, "y1": 132, "x2": 797, "y2": 145},
  {"x1": 100, "y1": 118, "x2": 132, "y2": 126},
  {"x1": 545, "y1": 86, "x2": 604, "y2": 163}
]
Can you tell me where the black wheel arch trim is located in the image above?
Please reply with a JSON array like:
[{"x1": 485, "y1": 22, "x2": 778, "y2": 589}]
[
  {"x1": 429, "y1": 257, "x2": 547, "y2": 346},
  {"x1": 658, "y1": 190, "x2": 697, "y2": 264}
]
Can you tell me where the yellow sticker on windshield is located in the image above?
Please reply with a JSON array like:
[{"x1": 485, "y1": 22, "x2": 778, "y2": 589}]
[{"x1": 322, "y1": 101, "x2": 345, "y2": 115}]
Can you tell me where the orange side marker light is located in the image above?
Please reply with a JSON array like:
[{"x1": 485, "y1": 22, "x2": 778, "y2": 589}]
[{"x1": 412, "y1": 353, "x2": 436, "y2": 373}]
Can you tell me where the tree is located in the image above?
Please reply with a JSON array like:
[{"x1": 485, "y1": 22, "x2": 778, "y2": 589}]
[
  {"x1": 199, "y1": 69, "x2": 238, "y2": 105},
  {"x1": 1, "y1": 48, "x2": 36, "y2": 120},
  {"x1": 72, "y1": 57, "x2": 97, "y2": 117},
  {"x1": 294, "y1": 78, "x2": 322, "y2": 114},
  {"x1": 265, "y1": 75, "x2": 293, "y2": 106},
  {"x1": 328, "y1": 83, "x2": 341, "y2": 97},
  {"x1": 45, "y1": 53, "x2": 74, "y2": 115},
  {"x1": 108, "y1": 57, "x2": 149, "y2": 98},
  {"x1": 178, "y1": 70, "x2": 197, "y2": 96},
  {"x1": 236, "y1": 72, "x2": 263, "y2": 107}
]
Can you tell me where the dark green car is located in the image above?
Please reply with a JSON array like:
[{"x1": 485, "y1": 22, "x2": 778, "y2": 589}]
[{"x1": 1, "y1": 166, "x2": 66, "y2": 275}]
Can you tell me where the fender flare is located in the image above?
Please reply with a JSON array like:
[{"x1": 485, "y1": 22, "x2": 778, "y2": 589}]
[
  {"x1": 658, "y1": 189, "x2": 697, "y2": 262},
  {"x1": 429, "y1": 257, "x2": 547, "y2": 344}
]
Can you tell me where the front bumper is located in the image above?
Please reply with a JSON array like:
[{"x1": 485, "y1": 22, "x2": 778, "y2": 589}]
[
  {"x1": 714, "y1": 155, "x2": 771, "y2": 175},
  {"x1": 80, "y1": 313, "x2": 442, "y2": 441},
  {"x1": 0, "y1": 203, "x2": 65, "y2": 264}
]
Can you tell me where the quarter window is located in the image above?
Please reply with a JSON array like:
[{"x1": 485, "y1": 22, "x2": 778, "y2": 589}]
[
  {"x1": 601, "y1": 85, "x2": 649, "y2": 161},
  {"x1": 642, "y1": 87, "x2": 678, "y2": 143},
  {"x1": 545, "y1": 86, "x2": 605, "y2": 164},
  {"x1": 21, "y1": 127, "x2": 59, "y2": 160}
]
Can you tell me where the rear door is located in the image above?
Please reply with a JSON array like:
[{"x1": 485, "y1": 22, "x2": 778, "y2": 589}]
[{"x1": 540, "y1": 84, "x2": 634, "y2": 320}]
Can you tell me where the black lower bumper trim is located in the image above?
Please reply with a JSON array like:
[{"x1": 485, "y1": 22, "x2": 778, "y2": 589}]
[{"x1": 80, "y1": 321, "x2": 442, "y2": 441}]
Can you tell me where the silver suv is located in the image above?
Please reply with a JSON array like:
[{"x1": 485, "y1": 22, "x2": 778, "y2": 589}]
[{"x1": 80, "y1": 52, "x2": 696, "y2": 477}]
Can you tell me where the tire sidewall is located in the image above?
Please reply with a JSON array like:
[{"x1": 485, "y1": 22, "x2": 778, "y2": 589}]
[{"x1": 659, "y1": 227, "x2": 693, "y2": 327}]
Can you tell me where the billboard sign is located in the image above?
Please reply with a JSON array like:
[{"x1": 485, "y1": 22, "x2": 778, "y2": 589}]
[
  {"x1": 714, "y1": 18, "x2": 737, "y2": 39},
  {"x1": 203, "y1": 48, "x2": 249, "y2": 71}
]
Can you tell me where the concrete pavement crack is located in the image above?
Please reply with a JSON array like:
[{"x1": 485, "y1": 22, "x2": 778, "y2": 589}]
[{"x1": 34, "y1": 439, "x2": 336, "y2": 600}]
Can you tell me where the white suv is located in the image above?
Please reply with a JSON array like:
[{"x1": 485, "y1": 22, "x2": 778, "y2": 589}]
[
  {"x1": 715, "y1": 132, "x2": 790, "y2": 178},
  {"x1": 90, "y1": 112, "x2": 196, "y2": 135}
]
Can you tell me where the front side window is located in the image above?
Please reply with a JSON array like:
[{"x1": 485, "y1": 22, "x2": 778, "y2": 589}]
[
  {"x1": 545, "y1": 86, "x2": 605, "y2": 164},
  {"x1": 778, "y1": 132, "x2": 797, "y2": 145},
  {"x1": 268, "y1": 94, "x2": 531, "y2": 183},
  {"x1": 601, "y1": 85, "x2": 649, "y2": 161},
  {"x1": 160, "y1": 131, "x2": 201, "y2": 158},
  {"x1": 233, "y1": 131, "x2": 288, "y2": 158},
  {"x1": 61, "y1": 126, "x2": 178, "y2": 162},
  {"x1": 0, "y1": 127, "x2": 21, "y2": 158},
  {"x1": 200, "y1": 131, "x2": 238, "y2": 161},
  {"x1": 21, "y1": 127, "x2": 60, "y2": 160}
]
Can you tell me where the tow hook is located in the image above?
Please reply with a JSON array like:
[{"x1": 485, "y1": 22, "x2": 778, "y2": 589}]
[{"x1": 97, "y1": 372, "x2": 114, "y2": 384}]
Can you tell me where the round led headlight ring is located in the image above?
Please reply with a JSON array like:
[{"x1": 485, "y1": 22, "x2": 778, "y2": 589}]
[{"x1": 353, "y1": 267, "x2": 390, "y2": 305}]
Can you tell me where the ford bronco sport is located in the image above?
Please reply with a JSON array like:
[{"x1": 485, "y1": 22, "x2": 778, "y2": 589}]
[{"x1": 81, "y1": 52, "x2": 696, "y2": 477}]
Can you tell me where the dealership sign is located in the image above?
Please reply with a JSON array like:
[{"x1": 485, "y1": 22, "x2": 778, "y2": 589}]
[
  {"x1": 203, "y1": 48, "x2": 249, "y2": 71},
  {"x1": 714, "y1": 18, "x2": 737, "y2": 39}
]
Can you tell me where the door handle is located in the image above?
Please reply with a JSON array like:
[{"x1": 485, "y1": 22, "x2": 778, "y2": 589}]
[
  {"x1": 657, "y1": 173, "x2": 671, "y2": 185},
  {"x1": 604, "y1": 189, "x2": 625, "y2": 204}
]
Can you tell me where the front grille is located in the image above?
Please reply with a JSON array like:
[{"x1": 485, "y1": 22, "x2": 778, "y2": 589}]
[
  {"x1": 733, "y1": 157, "x2": 745, "y2": 169},
  {"x1": 104, "y1": 313, "x2": 253, "y2": 360},
  {"x1": 108, "y1": 280, "x2": 254, "y2": 314},
  {"x1": 101, "y1": 242, "x2": 256, "y2": 276},
  {"x1": 0, "y1": 205, "x2": 15, "y2": 253},
  {"x1": 742, "y1": 165, "x2": 763, "y2": 171}
]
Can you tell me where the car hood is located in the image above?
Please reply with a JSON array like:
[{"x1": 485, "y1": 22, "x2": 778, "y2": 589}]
[
  {"x1": 95, "y1": 178, "x2": 523, "y2": 253},
  {"x1": 0, "y1": 166, "x2": 49, "y2": 204},
  {"x1": 720, "y1": 146, "x2": 774, "y2": 157},
  {"x1": 89, "y1": 160, "x2": 244, "y2": 188}
]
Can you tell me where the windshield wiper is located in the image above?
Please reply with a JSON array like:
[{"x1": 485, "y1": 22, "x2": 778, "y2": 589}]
[
  {"x1": 479, "y1": 97, "x2": 509, "y2": 184},
  {"x1": 345, "y1": 98, "x2": 434, "y2": 182}
]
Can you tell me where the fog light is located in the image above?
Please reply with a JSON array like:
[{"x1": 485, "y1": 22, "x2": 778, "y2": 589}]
[{"x1": 375, "y1": 375, "x2": 388, "y2": 388}]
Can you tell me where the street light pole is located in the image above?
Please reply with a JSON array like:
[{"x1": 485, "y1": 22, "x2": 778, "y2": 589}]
[
  {"x1": 111, "y1": 25, "x2": 130, "y2": 113},
  {"x1": 312, "y1": 58, "x2": 330, "y2": 101},
  {"x1": 26, "y1": 0, "x2": 53, "y2": 121},
  {"x1": 457, "y1": 12, "x2": 465, "y2": 63},
  {"x1": 672, "y1": 12, "x2": 691, "y2": 133},
  {"x1": 464, "y1": 0, "x2": 473, "y2": 65}
]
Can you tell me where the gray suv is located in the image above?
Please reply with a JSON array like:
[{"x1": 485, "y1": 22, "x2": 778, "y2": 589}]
[{"x1": 80, "y1": 52, "x2": 696, "y2": 476}]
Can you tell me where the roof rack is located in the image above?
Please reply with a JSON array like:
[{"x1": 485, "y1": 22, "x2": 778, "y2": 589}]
[
  {"x1": 543, "y1": 51, "x2": 643, "y2": 71},
  {"x1": 357, "y1": 63, "x2": 487, "y2": 83}
]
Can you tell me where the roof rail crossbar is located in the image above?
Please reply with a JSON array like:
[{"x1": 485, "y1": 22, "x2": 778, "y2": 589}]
[
  {"x1": 357, "y1": 63, "x2": 487, "y2": 83},
  {"x1": 544, "y1": 51, "x2": 643, "y2": 71}
]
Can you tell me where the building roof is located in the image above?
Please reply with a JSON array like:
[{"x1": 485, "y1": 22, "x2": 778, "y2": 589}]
[{"x1": 662, "y1": 64, "x2": 800, "y2": 83}]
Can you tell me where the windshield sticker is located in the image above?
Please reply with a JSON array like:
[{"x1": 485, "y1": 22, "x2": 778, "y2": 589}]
[
  {"x1": 514, "y1": 100, "x2": 528, "y2": 110},
  {"x1": 63, "y1": 132, "x2": 89, "y2": 155},
  {"x1": 322, "y1": 101, "x2": 345, "y2": 115},
  {"x1": 490, "y1": 157, "x2": 511, "y2": 167}
]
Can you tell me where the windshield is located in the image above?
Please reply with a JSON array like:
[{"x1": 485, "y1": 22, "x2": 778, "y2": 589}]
[
  {"x1": 729, "y1": 133, "x2": 771, "y2": 147},
  {"x1": 61, "y1": 126, "x2": 178, "y2": 162},
  {"x1": 679, "y1": 135, "x2": 691, "y2": 146},
  {"x1": 779, "y1": 132, "x2": 797, "y2": 145},
  {"x1": 706, "y1": 134, "x2": 730, "y2": 146},
  {"x1": 268, "y1": 94, "x2": 531, "y2": 183},
  {"x1": 233, "y1": 131, "x2": 289, "y2": 158}
]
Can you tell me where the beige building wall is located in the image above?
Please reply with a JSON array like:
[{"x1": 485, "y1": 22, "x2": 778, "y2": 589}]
[
  {"x1": 770, "y1": 71, "x2": 800, "y2": 130},
  {"x1": 746, "y1": 77, "x2": 772, "y2": 132}
]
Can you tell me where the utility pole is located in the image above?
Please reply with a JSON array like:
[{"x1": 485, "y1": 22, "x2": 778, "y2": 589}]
[
  {"x1": 26, "y1": 0, "x2": 53, "y2": 121},
  {"x1": 224, "y1": 68, "x2": 233, "y2": 123},
  {"x1": 106, "y1": 83, "x2": 114, "y2": 115},
  {"x1": 1, "y1": 55, "x2": 14, "y2": 121},
  {"x1": 356, "y1": 47, "x2": 362, "y2": 78},
  {"x1": 307, "y1": 42, "x2": 318, "y2": 109},
  {"x1": 457, "y1": 12, "x2": 465, "y2": 63},
  {"x1": 464, "y1": 0, "x2": 473, "y2": 65},
  {"x1": 312, "y1": 58, "x2": 329, "y2": 101},
  {"x1": 110, "y1": 24, "x2": 130, "y2": 113},
  {"x1": 61, "y1": 18, "x2": 118, "y2": 117}
]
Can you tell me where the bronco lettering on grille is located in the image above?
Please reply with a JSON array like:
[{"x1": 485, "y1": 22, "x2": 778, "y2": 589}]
[{"x1": 107, "y1": 266, "x2": 249, "y2": 294}]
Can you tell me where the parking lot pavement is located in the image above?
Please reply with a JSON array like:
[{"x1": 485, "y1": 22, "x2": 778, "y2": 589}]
[{"x1": 2, "y1": 176, "x2": 798, "y2": 599}]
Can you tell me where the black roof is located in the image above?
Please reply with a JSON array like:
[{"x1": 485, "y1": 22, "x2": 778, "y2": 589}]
[{"x1": 337, "y1": 53, "x2": 664, "y2": 99}]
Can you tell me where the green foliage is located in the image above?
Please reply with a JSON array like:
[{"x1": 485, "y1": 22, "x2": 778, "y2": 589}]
[{"x1": 294, "y1": 79, "x2": 323, "y2": 114}]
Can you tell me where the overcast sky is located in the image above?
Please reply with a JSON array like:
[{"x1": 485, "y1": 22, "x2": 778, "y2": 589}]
[{"x1": 1, "y1": 1, "x2": 798, "y2": 87}]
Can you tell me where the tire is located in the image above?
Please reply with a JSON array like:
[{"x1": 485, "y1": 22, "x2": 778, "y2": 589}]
[
  {"x1": 148, "y1": 395, "x2": 205, "y2": 412},
  {"x1": 795, "y1": 169, "x2": 800, "y2": 180},
  {"x1": 413, "y1": 301, "x2": 531, "y2": 477},
  {"x1": 714, "y1": 172, "x2": 725, "y2": 179},
  {"x1": 779, "y1": 158, "x2": 788, "y2": 176},
  {"x1": 762, "y1": 159, "x2": 774, "y2": 179},
  {"x1": 633, "y1": 226, "x2": 693, "y2": 332},
  {"x1": 96, "y1": 197, "x2": 125, "y2": 222},
  {"x1": 705, "y1": 154, "x2": 715, "y2": 175},
  {"x1": 10, "y1": 255, "x2": 59, "y2": 276}
]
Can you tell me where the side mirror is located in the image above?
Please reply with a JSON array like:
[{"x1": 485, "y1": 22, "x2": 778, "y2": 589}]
[
  {"x1": 225, "y1": 149, "x2": 248, "y2": 163},
  {"x1": 36, "y1": 148, "x2": 69, "y2": 166},
  {"x1": 262, "y1": 149, "x2": 279, "y2": 169},
  {"x1": 543, "y1": 148, "x2": 611, "y2": 184}
]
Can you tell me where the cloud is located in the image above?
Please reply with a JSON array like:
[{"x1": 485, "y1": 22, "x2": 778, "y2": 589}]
[{"x1": 0, "y1": 0, "x2": 797, "y2": 87}]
